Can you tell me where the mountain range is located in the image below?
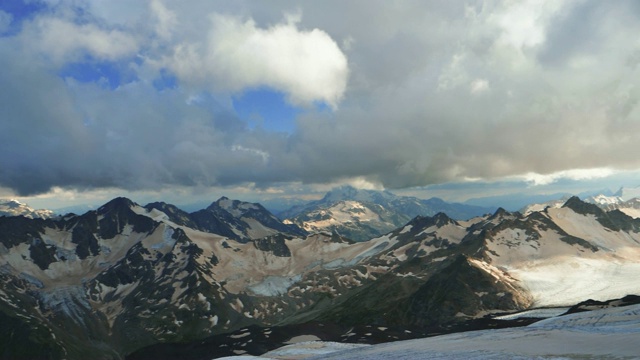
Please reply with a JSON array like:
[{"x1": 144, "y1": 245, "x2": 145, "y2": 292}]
[
  {"x1": 521, "y1": 190, "x2": 640, "y2": 219},
  {"x1": 1, "y1": 191, "x2": 639, "y2": 359},
  {"x1": 462, "y1": 185, "x2": 640, "y2": 211},
  {"x1": 279, "y1": 185, "x2": 494, "y2": 241}
]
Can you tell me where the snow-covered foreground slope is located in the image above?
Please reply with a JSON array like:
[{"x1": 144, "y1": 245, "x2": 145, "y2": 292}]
[
  {"x1": 290, "y1": 304, "x2": 640, "y2": 360},
  {"x1": 216, "y1": 342, "x2": 368, "y2": 360}
]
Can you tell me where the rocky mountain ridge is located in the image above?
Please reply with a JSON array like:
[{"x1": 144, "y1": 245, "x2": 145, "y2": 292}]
[
  {"x1": 0, "y1": 195, "x2": 639, "y2": 359},
  {"x1": 521, "y1": 191, "x2": 640, "y2": 219},
  {"x1": 281, "y1": 186, "x2": 494, "y2": 241}
]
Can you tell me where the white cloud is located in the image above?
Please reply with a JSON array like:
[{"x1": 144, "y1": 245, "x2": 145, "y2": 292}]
[
  {"x1": 490, "y1": 0, "x2": 566, "y2": 50},
  {"x1": 150, "y1": 0, "x2": 177, "y2": 40},
  {"x1": 521, "y1": 168, "x2": 617, "y2": 186},
  {"x1": 166, "y1": 13, "x2": 348, "y2": 108},
  {"x1": 344, "y1": 177, "x2": 383, "y2": 191},
  {"x1": 81, "y1": 0, "x2": 148, "y2": 26},
  {"x1": 25, "y1": 17, "x2": 139, "y2": 63},
  {"x1": 437, "y1": 53, "x2": 467, "y2": 91},
  {"x1": 231, "y1": 145, "x2": 270, "y2": 164},
  {"x1": 470, "y1": 78, "x2": 490, "y2": 95}
]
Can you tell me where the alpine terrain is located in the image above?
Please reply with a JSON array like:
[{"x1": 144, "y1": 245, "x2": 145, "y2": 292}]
[
  {"x1": 0, "y1": 195, "x2": 638, "y2": 359},
  {"x1": 0, "y1": 199, "x2": 54, "y2": 219},
  {"x1": 521, "y1": 188, "x2": 640, "y2": 220},
  {"x1": 280, "y1": 186, "x2": 494, "y2": 241}
]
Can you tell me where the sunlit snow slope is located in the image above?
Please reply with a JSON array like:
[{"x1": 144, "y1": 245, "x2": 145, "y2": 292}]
[{"x1": 310, "y1": 304, "x2": 640, "y2": 360}]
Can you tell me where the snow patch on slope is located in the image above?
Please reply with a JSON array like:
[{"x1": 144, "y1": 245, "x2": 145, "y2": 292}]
[
  {"x1": 519, "y1": 198, "x2": 566, "y2": 216},
  {"x1": 585, "y1": 194, "x2": 623, "y2": 205},
  {"x1": 508, "y1": 257, "x2": 640, "y2": 307},
  {"x1": 248, "y1": 275, "x2": 302, "y2": 296}
]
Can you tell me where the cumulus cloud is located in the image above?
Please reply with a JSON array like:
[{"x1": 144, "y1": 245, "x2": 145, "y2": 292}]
[
  {"x1": 166, "y1": 13, "x2": 348, "y2": 108},
  {"x1": 23, "y1": 17, "x2": 139, "y2": 64},
  {"x1": 2, "y1": 0, "x2": 640, "y2": 199},
  {"x1": 520, "y1": 168, "x2": 617, "y2": 186},
  {"x1": 489, "y1": 0, "x2": 565, "y2": 50},
  {"x1": 149, "y1": 0, "x2": 177, "y2": 40}
]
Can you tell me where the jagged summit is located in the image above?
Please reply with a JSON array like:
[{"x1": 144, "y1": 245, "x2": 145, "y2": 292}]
[
  {"x1": 407, "y1": 212, "x2": 456, "y2": 229},
  {"x1": 209, "y1": 196, "x2": 265, "y2": 216},
  {"x1": 143, "y1": 201, "x2": 197, "y2": 228},
  {"x1": 562, "y1": 196, "x2": 603, "y2": 216},
  {"x1": 188, "y1": 197, "x2": 307, "y2": 242},
  {"x1": 97, "y1": 196, "x2": 137, "y2": 214},
  {"x1": 209, "y1": 196, "x2": 232, "y2": 210},
  {"x1": 431, "y1": 211, "x2": 456, "y2": 225},
  {"x1": 487, "y1": 207, "x2": 512, "y2": 220}
]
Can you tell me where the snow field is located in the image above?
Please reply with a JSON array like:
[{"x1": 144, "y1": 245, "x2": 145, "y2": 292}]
[{"x1": 307, "y1": 304, "x2": 640, "y2": 359}]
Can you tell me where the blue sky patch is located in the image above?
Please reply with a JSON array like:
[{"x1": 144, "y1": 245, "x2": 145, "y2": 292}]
[
  {"x1": 0, "y1": 0, "x2": 46, "y2": 20},
  {"x1": 0, "y1": 0, "x2": 47, "y2": 36},
  {"x1": 153, "y1": 69, "x2": 178, "y2": 91},
  {"x1": 232, "y1": 88, "x2": 334, "y2": 133},
  {"x1": 233, "y1": 88, "x2": 300, "y2": 133},
  {"x1": 58, "y1": 58, "x2": 137, "y2": 89}
]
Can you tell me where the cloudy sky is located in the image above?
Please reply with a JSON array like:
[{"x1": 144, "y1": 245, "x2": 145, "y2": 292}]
[{"x1": 1, "y1": 0, "x2": 640, "y2": 210}]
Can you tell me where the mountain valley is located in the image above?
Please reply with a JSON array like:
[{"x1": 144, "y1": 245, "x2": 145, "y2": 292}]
[{"x1": 0, "y1": 191, "x2": 639, "y2": 359}]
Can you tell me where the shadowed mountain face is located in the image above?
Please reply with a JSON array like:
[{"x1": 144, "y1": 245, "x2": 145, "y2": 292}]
[
  {"x1": 146, "y1": 197, "x2": 307, "y2": 242},
  {"x1": 0, "y1": 196, "x2": 639, "y2": 359}
]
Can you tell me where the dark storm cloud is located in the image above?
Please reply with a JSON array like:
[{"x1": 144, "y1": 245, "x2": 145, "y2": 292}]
[{"x1": 1, "y1": 0, "x2": 640, "y2": 197}]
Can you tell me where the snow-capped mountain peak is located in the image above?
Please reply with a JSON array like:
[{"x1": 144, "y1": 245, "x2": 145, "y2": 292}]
[
  {"x1": 320, "y1": 185, "x2": 395, "y2": 204},
  {"x1": 519, "y1": 197, "x2": 568, "y2": 216},
  {"x1": 211, "y1": 196, "x2": 262, "y2": 217},
  {"x1": 578, "y1": 190, "x2": 640, "y2": 219},
  {"x1": 584, "y1": 194, "x2": 623, "y2": 206},
  {"x1": 0, "y1": 198, "x2": 55, "y2": 219},
  {"x1": 298, "y1": 200, "x2": 387, "y2": 234}
]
